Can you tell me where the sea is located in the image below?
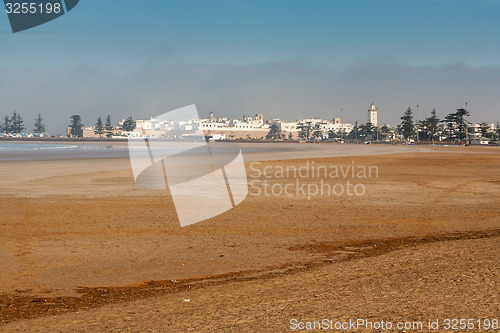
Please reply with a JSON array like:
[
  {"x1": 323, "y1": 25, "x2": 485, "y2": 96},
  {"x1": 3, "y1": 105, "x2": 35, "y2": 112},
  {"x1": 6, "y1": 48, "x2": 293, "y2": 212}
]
[{"x1": 0, "y1": 142, "x2": 129, "y2": 161}]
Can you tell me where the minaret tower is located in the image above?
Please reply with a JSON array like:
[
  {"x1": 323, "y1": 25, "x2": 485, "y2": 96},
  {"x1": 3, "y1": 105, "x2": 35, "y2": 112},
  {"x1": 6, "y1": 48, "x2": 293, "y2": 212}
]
[{"x1": 368, "y1": 103, "x2": 378, "y2": 126}]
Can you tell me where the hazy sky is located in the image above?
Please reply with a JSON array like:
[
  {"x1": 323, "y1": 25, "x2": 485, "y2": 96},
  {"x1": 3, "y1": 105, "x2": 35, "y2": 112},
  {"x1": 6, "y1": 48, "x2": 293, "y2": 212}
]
[{"x1": 1, "y1": 0, "x2": 499, "y2": 134}]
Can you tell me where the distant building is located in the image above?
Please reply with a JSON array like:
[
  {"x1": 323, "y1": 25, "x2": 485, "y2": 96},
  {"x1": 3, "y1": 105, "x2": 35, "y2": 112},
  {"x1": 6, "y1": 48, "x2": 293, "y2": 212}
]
[
  {"x1": 115, "y1": 110, "x2": 354, "y2": 140},
  {"x1": 66, "y1": 126, "x2": 123, "y2": 138},
  {"x1": 277, "y1": 121, "x2": 298, "y2": 132},
  {"x1": 470, "y1": 137, "x2": 489, "y2": 145},
  {"x1": 368, "y1": 103, "x2": 378, "y2": 127}
]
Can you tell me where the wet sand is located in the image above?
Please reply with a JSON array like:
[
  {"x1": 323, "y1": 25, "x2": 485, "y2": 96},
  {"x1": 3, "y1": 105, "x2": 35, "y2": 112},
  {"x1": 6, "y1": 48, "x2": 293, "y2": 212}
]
[{"x1": 0, "y1": 144, "x2": 499, "y2": 329}]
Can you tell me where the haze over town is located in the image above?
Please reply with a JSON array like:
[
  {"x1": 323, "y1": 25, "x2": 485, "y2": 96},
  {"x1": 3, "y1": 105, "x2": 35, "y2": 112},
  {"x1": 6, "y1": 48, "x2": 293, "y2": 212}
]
[{"x1": 1, "y1": 1, "x2": 499, "y2": 134}]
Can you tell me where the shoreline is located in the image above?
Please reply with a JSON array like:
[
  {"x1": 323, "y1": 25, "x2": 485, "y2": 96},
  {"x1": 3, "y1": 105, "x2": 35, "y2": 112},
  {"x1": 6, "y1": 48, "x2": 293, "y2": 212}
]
[
  {"x1": 0, "y1": 142, "x2": 498, "y2": 163},
  {"x1": 2, "y1": 136, "x2": 499, "y2": 146},
  {"x1": 0, "y1": 137, "x2": 128, "y2": 144}
]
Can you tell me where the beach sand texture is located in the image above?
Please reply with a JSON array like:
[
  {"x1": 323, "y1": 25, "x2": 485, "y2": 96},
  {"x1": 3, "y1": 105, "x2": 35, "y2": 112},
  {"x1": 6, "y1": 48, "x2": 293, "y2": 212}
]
[{"x1": 0, "y1": 144, "x2": 498, "y2": 330}]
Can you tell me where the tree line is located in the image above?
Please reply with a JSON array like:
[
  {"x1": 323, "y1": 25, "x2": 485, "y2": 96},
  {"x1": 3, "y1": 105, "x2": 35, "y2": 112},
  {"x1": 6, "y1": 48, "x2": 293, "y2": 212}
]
[
  {"x1": 68, "y1": 115, "x2": 136, "y2": 138},
  {"x1": 266, "y1": 107, "x2": 499, "y2": 143},
  {"x1": 266, "y1": 119, "x2": 393, "y2": 142},
  {"x1": 0, "y1": 111, "x2": 137, "y2": 138},
  {"x1": 399, "y1": 107, "x2": 499, "y2": 142},
  {"x1": 0, "y1": 111, "x2": 45, "y2": 135}
]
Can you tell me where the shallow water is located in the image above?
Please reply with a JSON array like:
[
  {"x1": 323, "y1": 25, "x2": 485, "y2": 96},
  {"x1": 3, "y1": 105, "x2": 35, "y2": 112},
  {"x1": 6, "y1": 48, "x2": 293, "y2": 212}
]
[
  {"x1": 0, "y1": 142, "x2": 129, "y2": 161},
  {"x1": 0, "y1": 141, "x2": 438, "y2": 162}
]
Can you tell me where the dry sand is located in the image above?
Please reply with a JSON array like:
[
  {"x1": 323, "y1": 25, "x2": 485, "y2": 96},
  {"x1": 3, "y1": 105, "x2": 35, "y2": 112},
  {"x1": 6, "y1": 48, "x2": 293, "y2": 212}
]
[
  {"x1": 3, "y1": 236, "x2": 498, "y2": 332},
  {"x1": 0, "y1": 144, "x2": 499, "y2": 331}
]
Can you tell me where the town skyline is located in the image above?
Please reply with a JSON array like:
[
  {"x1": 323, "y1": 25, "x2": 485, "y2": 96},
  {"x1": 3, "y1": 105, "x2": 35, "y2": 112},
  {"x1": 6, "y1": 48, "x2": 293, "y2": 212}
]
[
  {"x1": 1, "y1": 101, "x2": 499, "y2": 138},
  {"x1": 2, "y1": 103, "x2": 498, "y2": 145}
]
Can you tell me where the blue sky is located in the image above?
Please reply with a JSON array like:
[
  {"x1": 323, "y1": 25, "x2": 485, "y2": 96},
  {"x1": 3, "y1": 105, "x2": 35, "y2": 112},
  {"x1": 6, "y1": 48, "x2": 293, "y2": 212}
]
[{"x1": 1, "y1": 0, "x2": 499, "y2": 133}]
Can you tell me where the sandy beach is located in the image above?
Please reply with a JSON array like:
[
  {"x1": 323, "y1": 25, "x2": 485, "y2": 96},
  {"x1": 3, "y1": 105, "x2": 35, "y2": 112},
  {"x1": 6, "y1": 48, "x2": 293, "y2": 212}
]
[{"x1": 0, "y1": 144, "x2": 499, "y2": 330}]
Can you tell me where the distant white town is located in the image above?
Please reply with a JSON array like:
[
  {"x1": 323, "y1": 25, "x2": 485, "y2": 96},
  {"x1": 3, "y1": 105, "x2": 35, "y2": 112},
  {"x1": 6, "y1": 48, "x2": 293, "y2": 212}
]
[{"x1": 1, "y1": 103, "x2": 499, "y2": 145}]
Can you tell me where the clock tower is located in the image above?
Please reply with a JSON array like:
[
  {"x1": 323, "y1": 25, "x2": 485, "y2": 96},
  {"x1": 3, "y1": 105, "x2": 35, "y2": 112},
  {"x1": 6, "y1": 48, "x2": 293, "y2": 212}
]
[{"x1": 368, "y1": 103, "x2": 378, "y2": 127}]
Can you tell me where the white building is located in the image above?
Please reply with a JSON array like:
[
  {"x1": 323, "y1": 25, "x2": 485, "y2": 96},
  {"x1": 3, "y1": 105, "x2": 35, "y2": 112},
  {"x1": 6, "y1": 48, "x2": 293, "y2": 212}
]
[
  {"x1": 470, "y1": 137, "x2": 489, "y2": 145},
  {"x1": 277, "y1": 121, "x2": 298, "y2": 132},
  {"x1": 132, "y1": 112, "x2": 355, "y2": 140}
]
